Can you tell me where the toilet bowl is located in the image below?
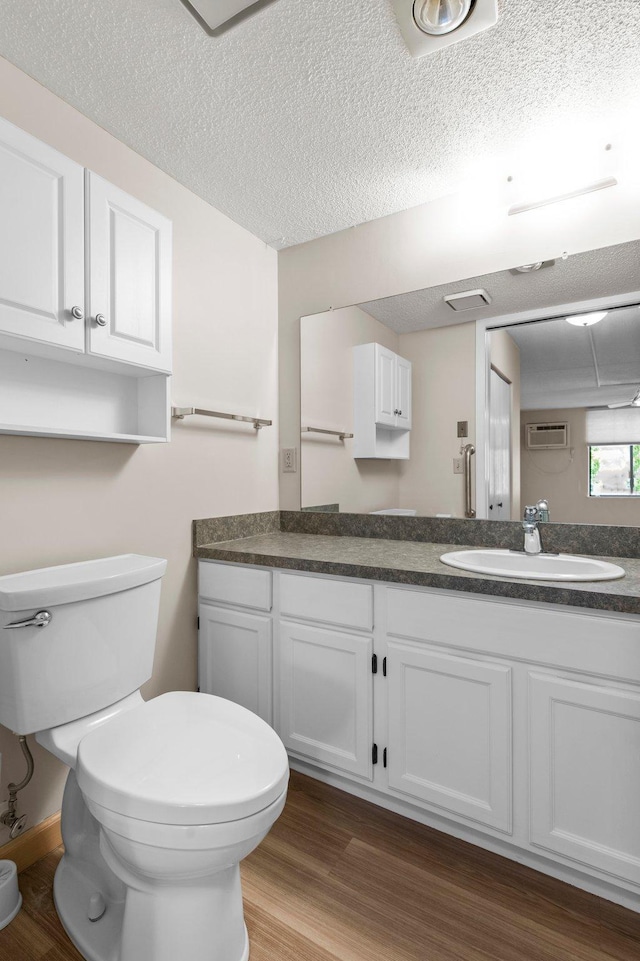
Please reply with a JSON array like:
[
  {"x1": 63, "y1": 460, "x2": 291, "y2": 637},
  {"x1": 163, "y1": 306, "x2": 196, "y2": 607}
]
[
  {"x1": 41, "y1": 690, "x2": 289, "y2": 961},
  {"x1": 0, "y1": 555, "x2": 289, "y2": 961}
]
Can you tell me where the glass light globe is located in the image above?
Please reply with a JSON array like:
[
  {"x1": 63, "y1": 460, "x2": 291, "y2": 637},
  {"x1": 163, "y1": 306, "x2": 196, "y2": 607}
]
[
  {"x1": 413, "y1": 0, "x2": 474, "y2": 36},
  {"x1": 565, "y1": 311, "x2": 608, "y2": 327}
]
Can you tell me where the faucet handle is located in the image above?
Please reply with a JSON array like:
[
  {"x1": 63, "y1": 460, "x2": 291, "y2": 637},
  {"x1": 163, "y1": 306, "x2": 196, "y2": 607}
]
[{"x1": 523, "y1": 505, "x2": 539, "y2": 522}]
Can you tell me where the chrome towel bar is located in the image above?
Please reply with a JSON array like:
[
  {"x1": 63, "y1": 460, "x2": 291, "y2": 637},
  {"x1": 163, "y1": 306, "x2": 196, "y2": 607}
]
[
  {"x1": 172, "y1": 407, "x2": 272, "y2": 430},
  {"x1": 302, "y1": 427, "x2": 354, "y2": 440}
]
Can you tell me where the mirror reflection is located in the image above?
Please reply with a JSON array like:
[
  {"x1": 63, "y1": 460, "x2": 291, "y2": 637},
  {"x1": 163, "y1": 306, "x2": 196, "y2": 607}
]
[{"x1": 300, "y1": 241, "x2": 640, "y2": 524}]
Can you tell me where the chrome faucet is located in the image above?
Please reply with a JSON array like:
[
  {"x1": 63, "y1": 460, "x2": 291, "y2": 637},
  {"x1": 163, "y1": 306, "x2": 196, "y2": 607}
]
[{"x1": 522, "y1": 505, "x2": 542, "y2": 555}]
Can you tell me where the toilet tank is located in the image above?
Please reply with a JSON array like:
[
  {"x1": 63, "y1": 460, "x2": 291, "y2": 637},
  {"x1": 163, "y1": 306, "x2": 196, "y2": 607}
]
[{"x1": 0, "y1": 555, "x2": 167, "y2": 735}]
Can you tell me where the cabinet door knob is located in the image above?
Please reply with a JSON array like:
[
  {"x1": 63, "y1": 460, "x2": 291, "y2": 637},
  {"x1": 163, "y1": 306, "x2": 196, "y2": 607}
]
[
  {"x1": 398, "y1": 410, "x2": 402, "y2": 416},
  {"x1": 70, "y1": 306, "x2": 84, "y2": 321},
  {"x1": 94, "y1": 313, "x2": 108, "y2": 327}
]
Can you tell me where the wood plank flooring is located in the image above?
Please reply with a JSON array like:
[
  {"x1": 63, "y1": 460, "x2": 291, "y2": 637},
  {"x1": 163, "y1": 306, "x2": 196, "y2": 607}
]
[{"x1": 1, "y1": 770, "x2": 639, "y2": 961}]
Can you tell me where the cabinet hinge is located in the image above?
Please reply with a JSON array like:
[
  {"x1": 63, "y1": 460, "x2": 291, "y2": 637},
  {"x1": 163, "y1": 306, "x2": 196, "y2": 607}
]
[
  {"x1": 372, "y1": 743, "x2": 378, "y2": 765},
  {"x1": 383, "y1": 747, "x2": 387, "y2": 768},
  {"x1": 372, "y1": 653, "x2": 378, "y2": 674},
  {"x1": 382, "y1": 656, "x2": 387, "y2": 677}
]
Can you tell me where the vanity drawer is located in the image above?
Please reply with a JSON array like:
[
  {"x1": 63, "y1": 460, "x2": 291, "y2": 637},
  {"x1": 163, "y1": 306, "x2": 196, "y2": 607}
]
[
  {"x1": 198, "y1": 561, "x2": 272, "y2": 612},
  {"x1": 279, "y1": 572, "x2": 373, "y2": 631}
]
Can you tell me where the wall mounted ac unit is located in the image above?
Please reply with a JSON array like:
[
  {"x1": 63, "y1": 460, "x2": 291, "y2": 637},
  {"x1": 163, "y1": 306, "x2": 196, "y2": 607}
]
[{"x1": 526, "y1": 423, "x2": 568, "y2": 450}]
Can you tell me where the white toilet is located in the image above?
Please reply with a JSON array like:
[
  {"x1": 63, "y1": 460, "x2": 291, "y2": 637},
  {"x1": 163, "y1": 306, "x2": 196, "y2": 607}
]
[{"x1": 0, "y1": 555, "x2": 289, "y2": 961}]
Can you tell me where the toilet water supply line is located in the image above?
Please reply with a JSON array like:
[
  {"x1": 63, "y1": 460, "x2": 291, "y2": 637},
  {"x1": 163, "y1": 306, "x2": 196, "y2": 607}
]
[{"x1": 0, "y1": 735, "x2": 34, "y2": 839}]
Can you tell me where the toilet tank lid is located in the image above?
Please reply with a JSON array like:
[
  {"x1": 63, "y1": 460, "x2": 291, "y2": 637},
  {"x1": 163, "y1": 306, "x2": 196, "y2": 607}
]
[{"x1": 0, "y1": 555, "x2": 167, "y2": 611}]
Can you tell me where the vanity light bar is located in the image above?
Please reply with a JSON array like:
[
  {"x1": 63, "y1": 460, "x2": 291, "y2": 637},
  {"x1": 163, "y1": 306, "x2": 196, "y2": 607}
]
[{"x1": 508, "y1": 177, "x2": 618, "y2": 216}]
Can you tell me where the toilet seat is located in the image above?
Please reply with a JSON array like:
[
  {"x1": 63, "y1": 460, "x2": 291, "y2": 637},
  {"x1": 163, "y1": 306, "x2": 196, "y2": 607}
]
[{"x1": 76, "y1": 691, "x2": 289, "y2": 826}]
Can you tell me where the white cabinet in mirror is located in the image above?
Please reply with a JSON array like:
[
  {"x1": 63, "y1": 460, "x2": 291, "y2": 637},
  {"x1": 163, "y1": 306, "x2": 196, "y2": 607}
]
[
  {"x1": 299, "y1": 243, "x2": 640, "y2": 522},
  {"x1": 352, "y1": 342, "x2": 412, "y2": 459},
  {"x1": 0, "y1": 115, "x2": 172, "y2": 444}
]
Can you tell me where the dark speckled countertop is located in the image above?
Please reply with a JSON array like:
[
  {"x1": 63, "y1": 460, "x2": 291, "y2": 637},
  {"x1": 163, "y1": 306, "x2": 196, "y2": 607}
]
[{"x1": 194, "y1": 526, "x2": 640, "y2": 617}]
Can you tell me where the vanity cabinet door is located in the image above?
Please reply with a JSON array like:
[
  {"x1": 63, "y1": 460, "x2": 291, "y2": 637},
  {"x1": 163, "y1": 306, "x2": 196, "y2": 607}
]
[
  {"x1": 86, "y1": 172, "x2": 172, "y2": 372},
  {"x1": 0, "y1": 117, "x2": 85, "y2": 351},
  {"x1": 529, "y1": 672, "x2": 640, "y2": 886},
  {"x1": 198, "y1": 603, "x2": 272, "y2": 724},
  {"x1": 386, "y1": 640, "x2": 512, "y2": 833},
  {"x1": 278, "y1": 621, "x2": 374, "y2": 780}
]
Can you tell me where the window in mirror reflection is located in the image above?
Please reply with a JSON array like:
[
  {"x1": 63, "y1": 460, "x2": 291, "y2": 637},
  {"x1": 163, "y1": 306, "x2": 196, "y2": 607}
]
[{"x1": 589, "y1": 445, "x2": 640, "y2": 496}]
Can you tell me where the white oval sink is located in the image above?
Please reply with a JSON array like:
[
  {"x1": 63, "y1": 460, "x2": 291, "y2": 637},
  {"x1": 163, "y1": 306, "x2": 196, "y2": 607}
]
[{"x1": 439, "y1": 549, "x2": 625, "y2": 582}]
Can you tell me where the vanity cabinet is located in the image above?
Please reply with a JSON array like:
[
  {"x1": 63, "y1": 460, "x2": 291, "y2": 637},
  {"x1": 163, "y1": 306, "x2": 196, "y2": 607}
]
[
  {"x1": 353, "y1": 343, "x2": 412, "y2": 458},
  {"x1": 198, "y1": 603, "x2": 273, "y2": 724},
  {"x1": 386, "y1": 640, "x2": 512, "y2": 832},
  {"x1": 529, "y1": 671, "x2": 640, "y2": 887},
  {"x1": 197, "y1": 559, "x2": 640, "y2": 909},
  {"x1": 278, "y1": 620, "x2": 374, "y2": 779},
  {"x1": 0, "y1": 116, "x2": 172, "y2": 443}
]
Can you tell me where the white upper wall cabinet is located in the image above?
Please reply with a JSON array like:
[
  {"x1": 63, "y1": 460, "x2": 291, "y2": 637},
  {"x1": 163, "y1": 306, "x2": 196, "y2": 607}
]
[
  {"x1": 87, "y1": 173, "x2": 172, "y2": 373},
  {"x1": 0, "y1": 116, "x2": 172, "y2": 443},
  {"x1": 353, "y1": 343, "x2": 412, "y2": 458},
  {"x1": 0, "y1": 118, "x2": 85, "y2": 350}
]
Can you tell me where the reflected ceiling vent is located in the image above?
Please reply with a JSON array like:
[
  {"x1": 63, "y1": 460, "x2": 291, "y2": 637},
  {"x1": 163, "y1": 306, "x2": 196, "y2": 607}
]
[
  {"x1": 391, "y1": 0, "x2": 499, "y2": 57},
  {"x1": 179, "y1": 0, "x2": 280, "y2": 35},
  {"x1": 444, "y1": 289, "x2": 492, "y2": 311}
]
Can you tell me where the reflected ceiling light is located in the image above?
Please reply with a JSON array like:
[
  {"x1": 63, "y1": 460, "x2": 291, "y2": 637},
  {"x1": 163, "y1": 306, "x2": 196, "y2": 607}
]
[
  {"x1": 565, "y1": 311, "x2": 608, "y2": 327},
  {"x1": 508, "y1": 177, "x2": 618, "y2": 216},
  {"x1": 413, "y1": 0, "x2": 474, "y2": 35},
  {"x1": 514, "y1": 262, "x2": 543, "y2": 273},
  {"x1": 179, "y1": 0, "x2": 280, "y2": 35}
]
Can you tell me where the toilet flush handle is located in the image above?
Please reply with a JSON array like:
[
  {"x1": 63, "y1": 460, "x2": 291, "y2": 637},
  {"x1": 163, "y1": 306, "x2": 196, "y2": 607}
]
[{"x1": 3, "y1": 610, "x2": 52, "y2": 629}]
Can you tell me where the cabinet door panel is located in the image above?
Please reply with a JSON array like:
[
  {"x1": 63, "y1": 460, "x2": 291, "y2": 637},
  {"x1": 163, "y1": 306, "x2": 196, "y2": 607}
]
[
  {"x1": 87, "y1": 172, "x2": 171, "y2": 371},
  {"x1": 387, "y1": 641, "x2": 512, "y2": 832},
  {"x1": 0, "y1": 118, "x2": 84, "y2": 350},
  {"x1": 279, "y1": 621, "x2": 373, "y2": 779},
  {"x1": 395, "y1": 355, "x2": 412, "y2": 430},
  {"x1": 374, "y1": 344, "x2": 397, "y2": 427},
  {"x1": 199, "y1": 604, "x2": 272, "y2": 724},
  {"x1": 530, "y1": 672, "x2": 640, "y2": 885}
]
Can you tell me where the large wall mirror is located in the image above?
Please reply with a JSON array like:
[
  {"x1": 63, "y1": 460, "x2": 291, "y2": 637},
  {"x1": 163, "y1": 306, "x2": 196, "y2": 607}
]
[{"x1": 300, "y1": 239, "x2": 640, "y2": 525}]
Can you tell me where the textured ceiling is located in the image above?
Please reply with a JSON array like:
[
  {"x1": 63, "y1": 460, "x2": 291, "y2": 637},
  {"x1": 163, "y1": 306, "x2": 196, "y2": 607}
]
[
  {"x1": 359, "y1": 240, "x2": 640, "y2": 410},
  {"x1": 360, "y1": 241, "x2": 640, "y2": 334},
  {"x1": 1, "y1": 0, "x2": 639, "y2": 247}
]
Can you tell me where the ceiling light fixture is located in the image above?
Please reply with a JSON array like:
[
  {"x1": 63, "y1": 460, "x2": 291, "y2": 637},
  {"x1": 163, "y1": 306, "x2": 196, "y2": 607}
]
[
  {"x1": 508, "y1": 177, "x2": 618, "y2": 216},
  {"x1": 413, "y1": 0, "x2": 474, "y2": 36},
  {"x1": 391, "y1": 0, "x2": 497, "y2": 56},
  {"x1": 565, "y1": 311, "x2": 608, "y2": 327},
  {"x1": 179, "y1": 0, "x2": 280, "y2": 35},
  {"x1": 514, "y1": 262, "x2": 543, "y2": 273}
]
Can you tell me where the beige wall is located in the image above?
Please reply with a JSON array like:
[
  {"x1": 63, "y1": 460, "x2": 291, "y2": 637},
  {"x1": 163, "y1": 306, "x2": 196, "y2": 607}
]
[
  {"x1": 489, "y1": 330, "x2": 522, "y2": 520},
  {"x1": 301, "y1": 306, "x2": 400, "y2": 513},
  {"x1": 0, "y1": 58, "x2": 278, "y2": 848},
  {"x1": 279, "y1": 163, "x2": 640, "y2": 512},
  {"x1": 397, "y1": 323, "x2": 476, "y2": 517},
  {"x1": 520, "y1": 408, "x2": 639, "y2": 525}
]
